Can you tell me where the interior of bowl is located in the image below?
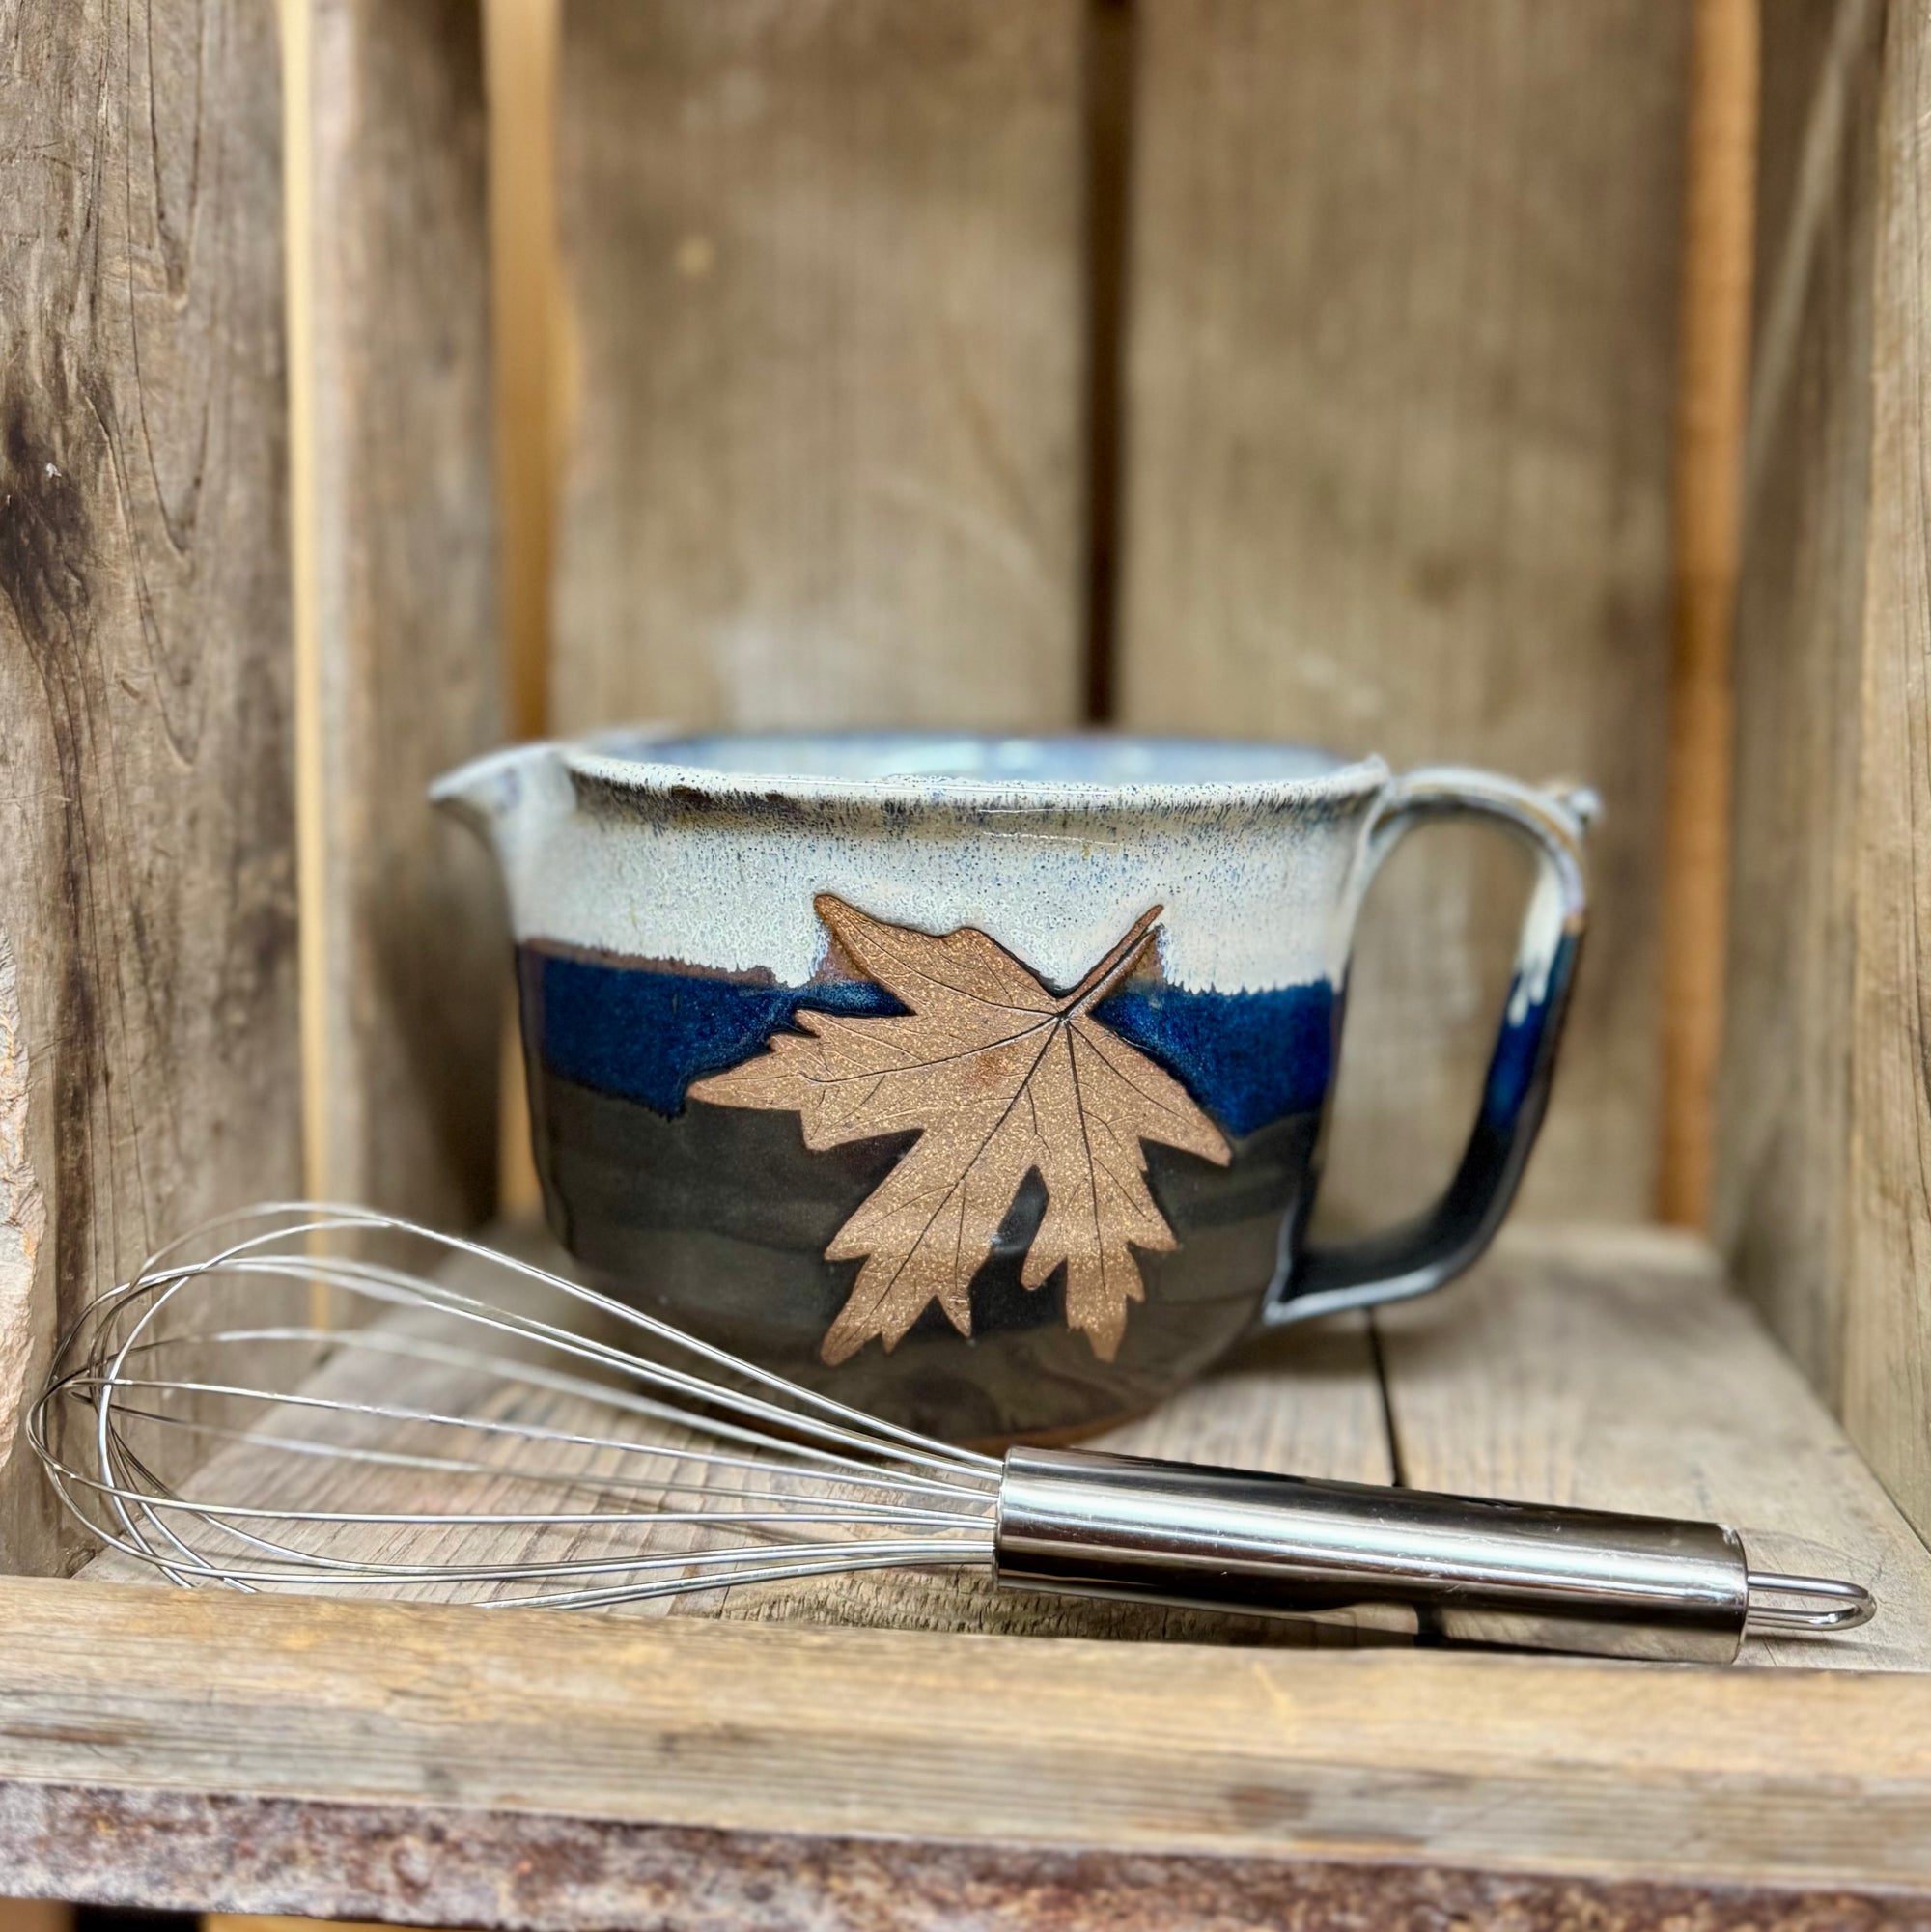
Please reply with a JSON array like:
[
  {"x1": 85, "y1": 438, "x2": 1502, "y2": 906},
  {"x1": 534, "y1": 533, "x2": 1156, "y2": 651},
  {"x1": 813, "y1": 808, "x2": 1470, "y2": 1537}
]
[{"x1": 583, "y1": 730, "x2": 1358, "y2": 786}]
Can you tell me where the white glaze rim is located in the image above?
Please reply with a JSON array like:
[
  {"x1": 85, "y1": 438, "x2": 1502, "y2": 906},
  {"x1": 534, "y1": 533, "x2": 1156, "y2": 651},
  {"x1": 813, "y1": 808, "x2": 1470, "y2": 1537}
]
[{"x1": 563, "y1": 732, "x2": 1391, "y2": 816}]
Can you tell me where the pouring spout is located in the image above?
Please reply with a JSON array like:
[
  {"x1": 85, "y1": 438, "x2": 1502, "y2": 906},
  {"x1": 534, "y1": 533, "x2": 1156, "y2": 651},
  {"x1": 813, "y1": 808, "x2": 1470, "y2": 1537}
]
[{"x1": 428, "y1": 741, "x2": 569, "y2": 846}]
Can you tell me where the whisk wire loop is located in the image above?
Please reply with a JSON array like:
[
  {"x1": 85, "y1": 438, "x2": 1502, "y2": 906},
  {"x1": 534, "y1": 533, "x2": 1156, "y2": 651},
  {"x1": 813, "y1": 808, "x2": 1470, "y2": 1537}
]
[{"x1": 32, "y1": 1205, "x2": 1000, "y2": 1611}]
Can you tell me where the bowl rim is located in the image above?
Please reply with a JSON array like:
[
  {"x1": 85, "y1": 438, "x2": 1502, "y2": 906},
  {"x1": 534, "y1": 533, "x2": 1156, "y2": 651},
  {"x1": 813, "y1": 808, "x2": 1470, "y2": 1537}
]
[{"x1": 560, "y1": 727, "x2": 1392, "y2": 814}]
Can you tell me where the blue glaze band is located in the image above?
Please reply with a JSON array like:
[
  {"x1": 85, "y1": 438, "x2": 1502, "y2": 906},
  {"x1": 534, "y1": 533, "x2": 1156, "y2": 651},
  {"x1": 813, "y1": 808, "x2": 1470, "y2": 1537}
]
[
  {"x1": 520, "y1": 945, "x2": 1334, "y2": 1136},
  {"x1": 1093, "y1": 983, "x2": 1332, "y2": 1136},
  {"x1": 523, "y1": 951, "x2": 900, "y2": 1120},
  {"x1": 1480, "y1": 933, "x2": 1582, "y2": 1131}
]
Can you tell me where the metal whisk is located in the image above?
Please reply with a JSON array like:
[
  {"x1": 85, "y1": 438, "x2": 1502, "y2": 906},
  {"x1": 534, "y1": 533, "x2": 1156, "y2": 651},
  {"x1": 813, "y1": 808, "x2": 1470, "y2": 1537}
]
[{"x1": 33, "y1": 1204, "x2": 1874, "y2": 1664}]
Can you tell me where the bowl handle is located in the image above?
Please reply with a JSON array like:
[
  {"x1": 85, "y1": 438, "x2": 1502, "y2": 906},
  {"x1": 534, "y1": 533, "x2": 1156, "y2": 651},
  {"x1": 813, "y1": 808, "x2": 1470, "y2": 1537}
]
[{"x1": 1261, "y1": 769, "x2": 1594, "y2": 1328}]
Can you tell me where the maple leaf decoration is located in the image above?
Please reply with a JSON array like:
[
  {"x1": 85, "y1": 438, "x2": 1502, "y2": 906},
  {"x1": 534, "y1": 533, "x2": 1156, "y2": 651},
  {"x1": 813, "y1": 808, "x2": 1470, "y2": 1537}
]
[{"x1": 688, "y1": 896, "x2": 1231, "y2": 1365}]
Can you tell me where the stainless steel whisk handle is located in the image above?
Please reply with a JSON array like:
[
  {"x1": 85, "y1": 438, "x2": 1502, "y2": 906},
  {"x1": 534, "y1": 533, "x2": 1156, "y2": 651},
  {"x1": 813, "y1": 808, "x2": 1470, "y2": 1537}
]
[{"x1": 992, "y1": 1448, "x2": 1875, "y2": 1663}]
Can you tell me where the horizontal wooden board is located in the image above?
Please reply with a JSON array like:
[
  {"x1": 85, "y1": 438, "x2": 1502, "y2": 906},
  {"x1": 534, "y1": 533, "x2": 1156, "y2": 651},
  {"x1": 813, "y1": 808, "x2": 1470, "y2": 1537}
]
[
  {"x1": 182, "y1": 1868, "x2": 1931, "y2": 1932},
  {"x1": 4, "y1": 1574, "x2": 1931, "y2": 1907}
]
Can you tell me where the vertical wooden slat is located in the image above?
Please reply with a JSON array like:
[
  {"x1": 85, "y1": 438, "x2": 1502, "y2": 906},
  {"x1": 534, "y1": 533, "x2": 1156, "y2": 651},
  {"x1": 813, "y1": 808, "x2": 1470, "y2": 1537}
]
[
  {"x1": 0, "y1": 1906, "x2": 67, "y2": 1932},
  {"x1": 549, "y1": 0, "x2": 1087, "y2": 736},
  {"x1": 284, "y1": 0, "x2": 326, "y2": 1211},
  {"x1": 1117, "y1": 1, "x2": 1692, "y2": 1229},
  {"x1": 485, "y1": 0, "x2": 563, "y2": 748},
  {"x1": 1722, "y1": 0, "x2": 1931, "y2": 1544},
  {"x1": 1717, "y1": 0, "x2": 1882, "y2": 1391},
  {"x1": 483, "y1": 0, "x2": 561, "y2": 1221},
  {"x1": 1657, "y1": 0, "x2": 1759, "y2": 1230},
  {"x1": 0, "y1": 0, "x2": 300, "y2": 1572},
  {"x1": 304, "y1": 0, "x2": 505, "y2": 1226},
  {"x1": 1844, "y1": 0, "x2": 1931, "y2": 1538}
]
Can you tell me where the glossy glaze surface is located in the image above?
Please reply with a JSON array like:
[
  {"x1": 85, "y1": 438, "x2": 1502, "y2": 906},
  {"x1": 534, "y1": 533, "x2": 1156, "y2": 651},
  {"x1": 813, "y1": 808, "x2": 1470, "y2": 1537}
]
[
  {"x1": 519, "y1": 939, "x2": 1333, "y2": 1440},
  {"x1": 436, "y1": 731, "x2": 1585, "y2": 1442}
]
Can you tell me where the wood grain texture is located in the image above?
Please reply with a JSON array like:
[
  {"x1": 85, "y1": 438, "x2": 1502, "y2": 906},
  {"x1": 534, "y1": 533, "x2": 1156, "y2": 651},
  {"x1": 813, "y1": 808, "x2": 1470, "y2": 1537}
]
[
  {"x1": 1717, "y1": 0, "x2": 1884, "y2": 1402},
  {"x1": 0, "y1": 0, "x2": 301, "y2": 1575},
  {"x1": 1117, "y1": 1, "x2": 1691, "y2": 1230},
  {"x1": 549, "y1": 0, "x2": 1085, "y2": 736},
  {"x1": 8, "y1": 1573, "x2": 1931, "y2": 1898},
  {"x1": 1844, "y1": 0, "x2": 1931, "y2": 1544},
  {"x1": 304, "y1": 0, "x2": 505, "y2": 1225},
  {"x1": 77, "y1": 1223, "x2": 1925, "y2": 1669},
  {"x1": 17, "y1": 1799, "x2": 1931, "y2": 1932},
  {"x1": 1658, "y1": 0, "x2": 1758, "y2": 1229},
  {"x1": 1376, "y1": 1224, "x2": 1931, "y2": 1672}
]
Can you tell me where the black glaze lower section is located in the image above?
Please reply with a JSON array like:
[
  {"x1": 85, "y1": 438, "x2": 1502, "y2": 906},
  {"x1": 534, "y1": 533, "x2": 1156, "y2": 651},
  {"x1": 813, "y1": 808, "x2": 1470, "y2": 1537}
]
[{"x1": 527, "y1": 1065, "x2": 1320, "y2": 1444}]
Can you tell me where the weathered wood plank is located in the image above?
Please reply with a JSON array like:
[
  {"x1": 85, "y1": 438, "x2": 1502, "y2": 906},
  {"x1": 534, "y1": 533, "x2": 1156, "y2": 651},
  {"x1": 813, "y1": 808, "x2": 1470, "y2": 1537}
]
[
  {"x1": 1117, "y1": 1, "x2": 1691, "y2": 1230},
  {"x1": 1844, "y1": 0, "x2": 1931, "y2": 1545},
  {"x1": 549, "y1": 0, "x2": 1086, "y2": 736},
  {"x1": 303, "y1": 0, "x2": 505, "y2": 1224},
  {"x1": 79, "y1": 1223, "x2": 1928, "y2": 1670},
  {"x1": 1716, "y1": 0, "x2": 1883, "y2": 1403},
  {"x1": 6, "y1": 1575, "x2": 1931, "y2": 1900},
  {"x1": 22, "y1": 1800, "x2": 1931, "y2": 1932},
  {"x1": 0, "y1": 0, "x2": 300, "y2": 1575},
  {"x1": 1377, "y1": 1225, "x2": 1931, "y2": 1672},
  {"x1": 1710, "y1": 0, "x2": 1931, "y2": 1556}
]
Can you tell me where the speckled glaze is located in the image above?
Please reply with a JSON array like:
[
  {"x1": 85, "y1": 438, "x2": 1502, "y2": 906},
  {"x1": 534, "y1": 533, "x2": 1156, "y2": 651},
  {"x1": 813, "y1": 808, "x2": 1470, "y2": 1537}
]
[{"x1": 435, "y1": 730, "x2": 1591, "y2": 1443}]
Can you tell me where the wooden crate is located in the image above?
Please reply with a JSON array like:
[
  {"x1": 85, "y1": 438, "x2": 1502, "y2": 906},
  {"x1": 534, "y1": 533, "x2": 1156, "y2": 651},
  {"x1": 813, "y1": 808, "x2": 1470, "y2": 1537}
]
[{"x1": 5, "y1": 0, "x2": 1931, "y2": 1922}]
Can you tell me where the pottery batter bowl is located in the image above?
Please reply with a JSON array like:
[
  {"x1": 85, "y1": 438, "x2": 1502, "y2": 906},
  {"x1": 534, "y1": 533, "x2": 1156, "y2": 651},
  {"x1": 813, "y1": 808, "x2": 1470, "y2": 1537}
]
[{"x1": 434, "y1": 731, "x2": 1590, "y2": 1444}]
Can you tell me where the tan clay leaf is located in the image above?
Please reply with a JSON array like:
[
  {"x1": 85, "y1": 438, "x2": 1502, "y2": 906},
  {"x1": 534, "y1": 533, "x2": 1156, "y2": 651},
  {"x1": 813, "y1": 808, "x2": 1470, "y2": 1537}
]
[{"x1": 688, "y1": 896, "x2": 1231, "y2": 1364}]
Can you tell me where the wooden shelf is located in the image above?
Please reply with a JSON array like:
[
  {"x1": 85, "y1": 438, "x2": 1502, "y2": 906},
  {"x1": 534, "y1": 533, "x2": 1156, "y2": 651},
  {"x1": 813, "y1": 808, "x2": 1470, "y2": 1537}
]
[
  {"x1": 6, "y1": 1, "x2": 1927, "y2": 1920},
  {"x1": 7, "y1": 1573, "x2": 1931, "y2": 1918},
  {"x1": 6, "y1": 1226, "x2": 1926, "y2": 1925}
]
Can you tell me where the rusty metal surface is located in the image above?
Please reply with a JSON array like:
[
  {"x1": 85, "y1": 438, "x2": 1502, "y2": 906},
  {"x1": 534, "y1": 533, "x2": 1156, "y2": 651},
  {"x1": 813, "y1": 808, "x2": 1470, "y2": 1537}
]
[{"x1": 1, "y1": 1781, "x2": 1927, "y2": 1932}]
